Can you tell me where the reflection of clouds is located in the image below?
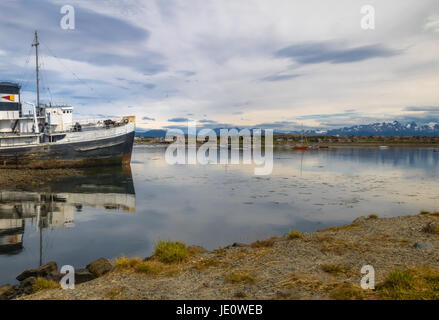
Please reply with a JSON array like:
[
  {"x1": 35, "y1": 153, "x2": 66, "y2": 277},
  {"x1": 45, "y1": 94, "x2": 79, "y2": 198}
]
[{"x1": 132, "y1": 146, "x2": 439, "y2": 247}]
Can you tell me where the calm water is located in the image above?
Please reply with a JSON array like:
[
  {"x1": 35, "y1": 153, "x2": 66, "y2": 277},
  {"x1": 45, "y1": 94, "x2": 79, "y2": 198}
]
[{"x1": 1, "y1": 146, "x2": 438, "y2": 285}]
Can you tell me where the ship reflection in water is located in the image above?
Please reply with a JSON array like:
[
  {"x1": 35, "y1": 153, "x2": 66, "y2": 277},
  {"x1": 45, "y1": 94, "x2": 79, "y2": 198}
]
[{"x1": 0, "y1": 167, "x2": 135, "y2": 284}]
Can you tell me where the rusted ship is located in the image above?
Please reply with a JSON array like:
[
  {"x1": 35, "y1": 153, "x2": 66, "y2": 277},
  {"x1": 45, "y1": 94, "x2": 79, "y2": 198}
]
[{"x1": 0, "y1": 32, "x2": 135, "y2": 169}]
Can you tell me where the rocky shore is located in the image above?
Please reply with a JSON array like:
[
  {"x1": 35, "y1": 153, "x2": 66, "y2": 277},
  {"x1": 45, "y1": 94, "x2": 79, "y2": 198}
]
[
  {"x1": 3, "y1": 212, "x2": 439, "y2": 300},
  {"x1": 0, "y1": 168, "x2": 82, "y2": 190}
]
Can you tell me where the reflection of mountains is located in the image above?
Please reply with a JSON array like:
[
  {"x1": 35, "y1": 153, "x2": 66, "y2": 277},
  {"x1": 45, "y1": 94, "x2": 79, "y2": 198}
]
[{"x1": 0, "y1": 167, "x2": 136, "y2": 255}]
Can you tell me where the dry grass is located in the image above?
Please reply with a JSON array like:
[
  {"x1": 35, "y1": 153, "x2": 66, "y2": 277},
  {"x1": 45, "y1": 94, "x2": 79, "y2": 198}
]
[
  {"x1": 104, "y1": 286, "x2": 127, "y2": 299},
  {"x1": 327, "y1": 282, "x2": 365, "y2": 300},
  {"x1": 114, "y1": 256, "x2": 178, "y2": 276},
  {"x1": 367, "y1": 214, "x2": 378, "y2": 220},
  {"x1": 225, "y1": 271, "x2": 256, "y2": 284},
  {"x1": 32, "y1": 278, "x2": 60, "y2": 293},
  {"x1": 315, "y1": 235, "x2": 358, "y2": 255},
  {"x1": 114, "y1": 256, "x2": 143, "y2": 270},
  {"x1": 193, "y1": 258, "x2": 220, "y2": 271},
  {"x1": 318, "y1": 223, "x2": 361, "y2": 233},
  {"x1": 321, "y1": 264, "x2": 352, "y2": 276},
  {"x1": 250, "y1": 237, "x2": 278, "y2": 248},
  {"x1": 419, "y1": 210, "x2": 439, "y2": 217},
  {"x1": 187, "y1": 246, "x2": 206, "y2": 255}
]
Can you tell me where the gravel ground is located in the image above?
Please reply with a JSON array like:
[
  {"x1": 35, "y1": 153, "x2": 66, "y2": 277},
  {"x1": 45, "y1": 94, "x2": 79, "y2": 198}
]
[{"x1": 21, "y1": 213, "x2": 439, "y2": 300}]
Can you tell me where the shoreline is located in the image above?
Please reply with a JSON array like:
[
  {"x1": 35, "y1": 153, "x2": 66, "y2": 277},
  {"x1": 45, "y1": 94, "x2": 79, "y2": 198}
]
[{"x1": 10, "y1": 211, "x2": 439, "y2": 300}]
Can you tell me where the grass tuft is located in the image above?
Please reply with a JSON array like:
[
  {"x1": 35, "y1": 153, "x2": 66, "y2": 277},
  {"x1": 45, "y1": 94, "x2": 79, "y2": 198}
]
[
  {"x1": 250, "y1": 237, "x2": 278, "y2": 248},
  {"x1": 114, "y1": 256, "x2": 143, "y2": 270},
  {"x1": 287, "y1": 230, "x2": 302, "y2": 240},
  {"x1": 32, "y1": 277, "x2": 60, "y2": 292},
  {"x1": 225, "y1": 271, "x2": 256, "y2": 284},
  {"x1": 153, "y1": 240, "x2": 190, "y2": 264},
  {"x1": 328, "y1": 282, "x2": 365, "y2": 300},
  {"x1": 367, "y1": 214, "x2": 378, "y2": 219}
]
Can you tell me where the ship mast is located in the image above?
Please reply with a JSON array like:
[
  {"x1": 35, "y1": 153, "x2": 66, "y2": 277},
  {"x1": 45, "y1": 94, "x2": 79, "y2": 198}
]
[{"x1": 32, "y1": 31, "x2": 40, "y2": 110}]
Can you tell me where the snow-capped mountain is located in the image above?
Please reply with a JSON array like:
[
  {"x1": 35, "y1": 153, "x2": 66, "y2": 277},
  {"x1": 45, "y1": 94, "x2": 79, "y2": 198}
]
[{"x1": 326, "y1": 121, "x2": 439, "y2": 137}]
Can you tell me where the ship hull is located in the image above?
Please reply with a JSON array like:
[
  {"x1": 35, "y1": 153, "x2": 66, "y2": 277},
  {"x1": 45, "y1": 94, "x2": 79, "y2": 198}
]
[{"x1": 0, "y1": 130, "x2": 135, "y2": 169}]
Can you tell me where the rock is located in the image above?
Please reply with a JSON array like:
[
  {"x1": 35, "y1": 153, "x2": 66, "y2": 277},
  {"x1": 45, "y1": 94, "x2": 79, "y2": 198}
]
[
  {"x1": 0, "y1": 284, "x2": 17, "y2": 300},
  {"x1": 224, "y1": 242, "x2": 249, "y2": 249},
  {"x1": 19, "y1": 277, "x2": 36, "y2": 295},
  {"x1": 422, "y1": 222, "x2": 439, "y2": 233},
  {"x1": 353, "y1": 216, "x2": 367, "y2": 224},
  {"x1": 46, "y1": 271, "x2": 63, "y2": 282},
  {"x1": 75, "y1": 268, "x2": 97, "y2": 284},
  {"x1": 276, "y1": 289, "x2": 291, "y2": 298},
  {"x1": 86, "y1": 258, "x2": 113, "y2": 277},
  {"x1": 16, "y1": 261, "x2": 58, "y2": 281},
  {"x1": 413, "y1": 242, "x2": 434, "y2": 251}
]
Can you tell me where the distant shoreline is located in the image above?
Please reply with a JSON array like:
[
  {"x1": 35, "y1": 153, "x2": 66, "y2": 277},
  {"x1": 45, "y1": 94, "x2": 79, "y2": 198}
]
[{"x1": 134, "y1": 137, "x2": 439, "y2": 148}]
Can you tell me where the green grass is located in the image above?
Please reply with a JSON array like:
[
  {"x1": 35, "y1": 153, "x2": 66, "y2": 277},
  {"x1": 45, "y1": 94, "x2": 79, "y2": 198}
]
[
  {"x1": 135, "y1": 261, "x2": 164, "y2": 275},
  {"x1": 377, "y1": 266, "x2": 439, "y2": 300},
  {"x1": 32, "y1": 277, "x2": 60, "y2": 292},
  {"x1": 225, "y1": 271, "x2": 256, "y2": 284},
  {"x1": 153, "y1": 240, "x2": 190, "y2": 264}
]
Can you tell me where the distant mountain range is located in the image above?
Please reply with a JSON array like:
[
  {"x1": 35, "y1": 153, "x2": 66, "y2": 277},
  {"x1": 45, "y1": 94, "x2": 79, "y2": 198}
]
[
  {"x1": 325, "y1": 121, "x2": 439, "y2": 137},
  {"x1": 136, "y1": 121, "x2": 439, "y2": 137}
]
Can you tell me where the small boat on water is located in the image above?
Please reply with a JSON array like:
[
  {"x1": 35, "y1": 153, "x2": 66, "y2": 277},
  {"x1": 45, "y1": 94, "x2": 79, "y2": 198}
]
[
  {"x1": 379, "y1": 146, "x2": 389, "y2": 150},
  {"x1": 0, "y1": 32, "x2": 135, "y2": 169},
  {"x1": 293, "y1": 125, "x2": 309, "y2": 151}
]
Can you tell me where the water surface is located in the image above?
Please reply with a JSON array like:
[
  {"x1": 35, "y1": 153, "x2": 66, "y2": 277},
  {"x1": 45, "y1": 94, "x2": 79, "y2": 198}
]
[{"x1": 0, "y1": 146, "x2": 438, "y2": 285}]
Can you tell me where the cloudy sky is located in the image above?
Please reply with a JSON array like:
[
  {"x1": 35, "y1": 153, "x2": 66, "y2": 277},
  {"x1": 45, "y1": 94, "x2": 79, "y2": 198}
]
[{"x1": 0, "y1": 0, "x2": 438, "y2": 131}]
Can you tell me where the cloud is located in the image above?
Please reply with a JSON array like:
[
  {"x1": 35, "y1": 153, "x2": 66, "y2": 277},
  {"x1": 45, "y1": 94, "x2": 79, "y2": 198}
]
[
  {"x1": 403, "y1": 106, "x2": 439, "y2": 112},
  {"x1": 275, "y1": 42, "x2": 398, "y2": 65},
  {"x1": 424, "y1": 16, "x2": 439, "y2": 32},
  {"x1": 199, "y1": 119, "x2": 217, "y2": 124},
  {"x1": 168, "y1": 117, "x2": 189, "y2": 122},
  {"x1": 142, "y1": 116, "x2": 155, "y2": 121},
  {"x1": 296, "y1": 111, "x2": 360, "y2": 120},
  {"x1": 261, "y1": 74, "x2": 301, "y2": 82},
  {"x1": 1, "y1": 0, "x2": 438, "y2": 130}
]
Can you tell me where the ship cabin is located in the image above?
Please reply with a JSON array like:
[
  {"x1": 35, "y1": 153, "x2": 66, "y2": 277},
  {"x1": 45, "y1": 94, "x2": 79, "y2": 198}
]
[{"x1": 0, "y1": 82, "x2": 75, "y2": 147}]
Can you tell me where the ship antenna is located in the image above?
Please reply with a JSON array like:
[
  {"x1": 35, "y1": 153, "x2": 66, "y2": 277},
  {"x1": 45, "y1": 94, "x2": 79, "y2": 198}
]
[{"x1": 32, "y1": 31, "x2": 40, "y2": 110}]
